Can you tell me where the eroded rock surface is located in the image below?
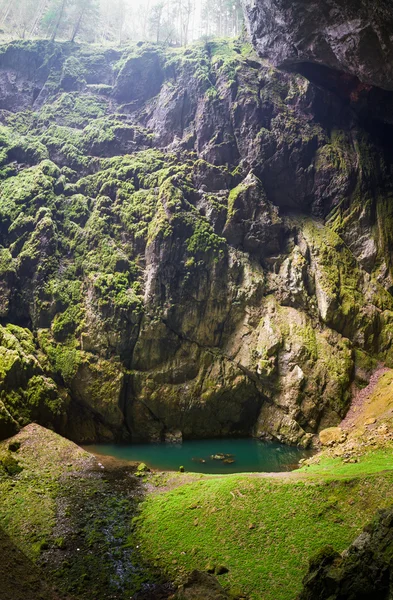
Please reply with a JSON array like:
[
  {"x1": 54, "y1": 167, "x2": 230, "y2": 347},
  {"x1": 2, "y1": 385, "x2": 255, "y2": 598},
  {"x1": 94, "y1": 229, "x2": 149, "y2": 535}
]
[
  {"x1": 242, "y1": 0, "x2": 393, "y2": 91},
  {"x1": 298, "y1": 508, "x2": 393, "y2": 600},
  {"x1": 0, "y1": 39, "x2": 392, "y2": 445}
]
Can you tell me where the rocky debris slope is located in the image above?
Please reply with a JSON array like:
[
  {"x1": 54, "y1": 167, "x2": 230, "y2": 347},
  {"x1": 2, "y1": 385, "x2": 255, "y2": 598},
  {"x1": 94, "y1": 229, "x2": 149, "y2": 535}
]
[
  {"x1": 298, "y1": 507, "x2": 393, "y2": 600},
  {"x1": 0, "y1": 39, "x2": 393, "y2": 445},
  {"x1": 303, "y1": 368, "x2": 393, "y2": 467}
]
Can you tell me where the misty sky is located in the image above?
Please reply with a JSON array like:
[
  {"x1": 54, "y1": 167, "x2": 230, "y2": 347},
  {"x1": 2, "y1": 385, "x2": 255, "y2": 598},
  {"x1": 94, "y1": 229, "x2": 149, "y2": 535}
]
[{"x1": 130, "y1": 0, "x2": 205, "y2": 39}]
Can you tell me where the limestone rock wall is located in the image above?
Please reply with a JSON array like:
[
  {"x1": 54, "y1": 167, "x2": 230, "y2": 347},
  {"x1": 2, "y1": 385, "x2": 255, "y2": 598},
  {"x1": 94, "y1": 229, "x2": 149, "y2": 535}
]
[
  {"x1": 242, "y1": 0, "x2": 393, "y2": 91},
  {"x1": 0, "y1": 39, "x2": 392, "y2": 445}
]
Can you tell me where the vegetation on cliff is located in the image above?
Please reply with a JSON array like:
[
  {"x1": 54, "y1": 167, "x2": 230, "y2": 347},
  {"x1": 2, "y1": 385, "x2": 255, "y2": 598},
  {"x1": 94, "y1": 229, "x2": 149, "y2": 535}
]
[{"x1": 0, "y1": 38, "x2": 393, "y2": 446}]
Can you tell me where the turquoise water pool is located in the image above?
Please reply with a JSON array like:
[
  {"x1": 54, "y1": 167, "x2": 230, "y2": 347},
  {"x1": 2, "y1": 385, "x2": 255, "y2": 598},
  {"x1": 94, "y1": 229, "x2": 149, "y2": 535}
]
[{"x1": 86, "y1": 438, "x2": 311, "y2": 474}]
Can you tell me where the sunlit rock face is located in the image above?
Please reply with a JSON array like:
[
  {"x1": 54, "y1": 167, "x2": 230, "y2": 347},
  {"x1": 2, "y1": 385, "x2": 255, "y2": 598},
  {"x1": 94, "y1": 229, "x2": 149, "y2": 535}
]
[
  {"x1": 242, "y1": 0, "x2": 393, "y2": 91},
  {"x1": 0, "y1": 39, "x2": 393, "y2": 447}
]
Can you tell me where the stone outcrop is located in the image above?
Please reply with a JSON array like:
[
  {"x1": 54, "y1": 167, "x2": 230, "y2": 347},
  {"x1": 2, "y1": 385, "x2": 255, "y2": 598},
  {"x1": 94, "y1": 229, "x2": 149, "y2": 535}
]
[
  {"x1": 0, "y1": 39, "x2": 392, "y2": 445},
  {"x1": 174, "y1": 570, "x2": 233, "y2": 600},
  {"x1": 242, "y1": 1, "x2": 393, "y2": 125},
  {"x1": 298, "y1": 508, "x2": 393, "y2": 600},
  {"x1": 242, "y1": 0, "x2": 393, "y2": 91}
]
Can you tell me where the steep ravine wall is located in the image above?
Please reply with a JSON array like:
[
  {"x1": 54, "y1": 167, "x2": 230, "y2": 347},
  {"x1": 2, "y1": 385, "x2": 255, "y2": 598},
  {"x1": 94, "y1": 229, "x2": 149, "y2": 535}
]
[
  {"x1": 0, "y1": 39, "x2": 393, "y2": 446},
  {"x1": 242, "y1": 0, "x2": 393, "y2": 123},
  {"x1": 242, "y1": 0, "x2": 393, "y2": 90}
]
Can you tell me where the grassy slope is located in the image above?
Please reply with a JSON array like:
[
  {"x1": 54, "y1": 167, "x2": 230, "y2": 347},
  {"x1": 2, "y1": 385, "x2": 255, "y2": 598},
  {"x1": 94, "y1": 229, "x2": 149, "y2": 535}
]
[
  {"x1": 0, "y1": 424, "x2": 166, "y2": 599},
  {"x1": 0, "y1": 423, "x2": 93, "y2": 560},
  {"x1": 1, "y1": 372, "x2": 393, "y2": 599},
  {"x1": 136, "y1": 461, "x2": 393, "y2": 599},
  {"x1": 136, "y1": 370, "x2": 393, "y2": 600},
  {"x1": 0, "y1": 424, "x2": 93, "y2": 599}
]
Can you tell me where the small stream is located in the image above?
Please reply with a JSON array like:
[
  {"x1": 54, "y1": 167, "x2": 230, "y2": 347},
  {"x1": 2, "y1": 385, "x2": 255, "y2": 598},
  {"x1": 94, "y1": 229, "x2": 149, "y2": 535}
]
[{"x1": 86, "y1": 438, "x2": 311, "y2": 474}]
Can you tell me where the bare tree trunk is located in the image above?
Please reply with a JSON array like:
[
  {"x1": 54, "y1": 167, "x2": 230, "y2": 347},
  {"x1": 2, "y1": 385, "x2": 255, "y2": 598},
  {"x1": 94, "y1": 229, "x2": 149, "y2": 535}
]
[
  {"x1": 71, "y1": 7, "x2": 85, "y2": 42},
  {"x1": 178, "y1": 0, "x2": 183, "y2": 46},
  {"x1": 142, "y1": 0, "x2": 151, "y2": 40},
  {"x1": 182, "y1": 0, "x2": 192, "y2": 46},
  {"x1": 189, "y1": 0, "x2": 195, "y2": 43},
  {"x1": 51, "y1": 0, "x2": 67, "y2": 41},
  {"x1": 1, "y1": 0, "x2": 13, "y2": 25},
  {"x1": 29, "y1": 0, "x2": 49, "y2": 37},
  {"x1": 117, "y1": 0, "x2": 126, "y2": 45},
  {"x1": 205, "y1": 1, "x2": 210, "y2": 37},
  {"x1": 118, "y1": 20, "x2": 124, "y2": 45},
  {"x1": 156, "y1": 3, "x2": 164, "y2": 43}
]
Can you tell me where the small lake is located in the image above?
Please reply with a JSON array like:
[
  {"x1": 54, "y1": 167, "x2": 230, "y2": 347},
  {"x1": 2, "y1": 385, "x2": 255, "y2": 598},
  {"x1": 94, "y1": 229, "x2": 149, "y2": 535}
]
[{"x1": 86, "y1": 438, "x2": 311, "y2": 474}]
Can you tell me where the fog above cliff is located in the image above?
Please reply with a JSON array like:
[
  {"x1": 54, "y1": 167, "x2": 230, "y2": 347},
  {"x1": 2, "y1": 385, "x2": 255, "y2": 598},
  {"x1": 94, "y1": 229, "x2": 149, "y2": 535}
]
[{"x1": 0, "y1": 0, "x2": 243, "y2": 45}]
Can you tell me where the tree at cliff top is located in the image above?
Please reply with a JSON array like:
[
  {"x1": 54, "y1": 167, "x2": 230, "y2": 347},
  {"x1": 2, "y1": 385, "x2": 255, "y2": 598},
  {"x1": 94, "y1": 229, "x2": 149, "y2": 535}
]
[
  {"x1": 0, "y1": 0, "x2": 38, "y2": 38},
  {"x1": 41, "y1": 0, "x2": 99, "y2": 42},
  {"x1": 0, "y1": 0, "x2": 243, "y2": 45},
  {"x1": 201, "y1": 0, "x2": 243, "y2": 38},
  {"x1": 69, "y1": 0, "x2": 100, "y2": 42}
]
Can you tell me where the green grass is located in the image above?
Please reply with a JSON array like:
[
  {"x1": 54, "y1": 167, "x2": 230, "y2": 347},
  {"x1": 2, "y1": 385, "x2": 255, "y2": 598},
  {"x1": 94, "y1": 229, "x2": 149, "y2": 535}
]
[
  {"x1": 298, "y1": 447, "x2": 393, "y2": 477},
  {"x1": 0, "y1": 424, "x2": 168, "y2": 599},
  {"x1": 3, "y1": 426, "x2": 393, "y2": 599},
  {"x1": 0, "y1": 427, "x2": 71, "y2": 559},
  {"x1": 136, "y1": 451, "x2": 393, "y2": 600}
]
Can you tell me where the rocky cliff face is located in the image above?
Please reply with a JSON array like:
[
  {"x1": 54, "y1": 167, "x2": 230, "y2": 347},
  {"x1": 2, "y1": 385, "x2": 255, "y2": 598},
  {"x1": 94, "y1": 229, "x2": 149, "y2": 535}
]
[
  {"x1": 242, "y1": 0, "x2": 393, "y2": 91},
  {"x1": 242, "y1": 1, "x2": 393, "y2": 125},
  {"x1": 0, "y1": 38, "x2": 392, "y2": 446},
  {"x1": 299, "y1": 508, "x2": 393, "y2": 599}
]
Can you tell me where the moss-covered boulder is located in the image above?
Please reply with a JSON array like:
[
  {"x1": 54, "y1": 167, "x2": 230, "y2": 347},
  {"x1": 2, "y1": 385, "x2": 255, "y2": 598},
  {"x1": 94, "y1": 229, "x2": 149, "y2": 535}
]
[
  {"x1": 298, "y1": 509, "x2": 393, "y2": 600},
  {"x1": 174, "y1": 570, "x2": 232, "y2": 599}
]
